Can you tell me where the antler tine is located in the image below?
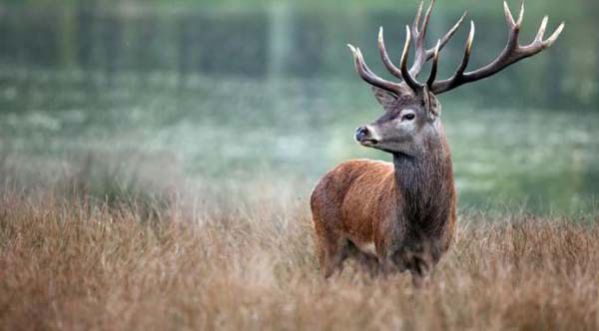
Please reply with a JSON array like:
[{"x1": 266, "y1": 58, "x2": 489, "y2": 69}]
[
  {"x1": 378, "y1": 27, "x2": 404, "y2": 79},
  {"x1": 412, "y1": 0, "x2": 434, "y2": 68},
  {"x1": 533, "y1": 15, "x2": 565, "y2": 48},
  {"x1": 503, "y1": 1, "x2": 521, "y2": 50},
  {"x1": 409, "y1": 0, "x2": 435, "y2": 76},
  {"x1": 413, "y1": 1, "x2": 424, "y2": 32},
  {"x1": 516, "y1": 1, "x2": 525, "y2": 27},
  {"x1": 401, "y1": 26, "x2": 424, "y2": 92},
  {"x1": 459, "y1": 21, "x2": 476, "y2": 75},
  {"x1": 420, "y1": 0, "x2": 435, "y2": 38},
  {"x1": 427, "y1": 40, "x2": 441, "y2": 88},
  {"x1": 526, "y1": 16, "x2": 564, "y2": 48},
  {"x1": 347, "y1": 44, "x2": 401, "y2": 94},
  {"x1": 503, "y1": 1, "x2": 516, "y2": 28},
  {"x1": 430, "y1": 1, "x2": 565, "y2": 95},
  {"x1": 544, "y1": 22, "x2": 565, "y2": 47},
  {"x1": 409, "y1": 1, "x2": 468, "y2": 76},
  {"x1": 429, "y1": 21, "x2": 475, "y2": 92},
  {"x1": 535, "y1": 16, "x2": 549, "y2": 42},
  {"x1": 425, "y1": 11, "x2": 467, "y2": 61}
]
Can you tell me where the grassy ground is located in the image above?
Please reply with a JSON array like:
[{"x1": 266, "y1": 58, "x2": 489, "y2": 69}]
[{"x1": 1, "y1": 184, "x2": 599, "y2": 331}]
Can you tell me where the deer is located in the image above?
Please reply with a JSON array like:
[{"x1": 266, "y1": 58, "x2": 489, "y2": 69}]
[{"x1": 310, "y1": 0, "x2": 563, "y2": 286}]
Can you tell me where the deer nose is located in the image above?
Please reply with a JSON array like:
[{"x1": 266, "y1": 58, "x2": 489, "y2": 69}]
[
  {"x1": 355, "y1": 126, "x2": 370, "y2": 142},
  {"x1": 355, "y1": 126, "x2": 380, "y2": 145},
  {"x1": 356, "y1": 125, "x2": 381, "y2": 146}
]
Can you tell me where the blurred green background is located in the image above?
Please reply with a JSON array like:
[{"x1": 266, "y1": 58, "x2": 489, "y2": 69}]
[{"x1": 0, "y1": 0, "x2": 598, "y2": 214}]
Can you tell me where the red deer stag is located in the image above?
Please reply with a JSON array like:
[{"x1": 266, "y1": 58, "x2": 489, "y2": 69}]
[{"x1": 310, "y1": 1, "x2": 563, "y2": 285}]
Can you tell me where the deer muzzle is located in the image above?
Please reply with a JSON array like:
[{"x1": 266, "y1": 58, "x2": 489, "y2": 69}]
[{"x1": 355, "y1": 125, "x2": 380, "y2": 146}]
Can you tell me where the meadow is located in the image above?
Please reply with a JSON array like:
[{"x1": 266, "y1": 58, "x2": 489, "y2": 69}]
[{"x1": 2, "y1": 181, "x2": 599, "y2": 330}]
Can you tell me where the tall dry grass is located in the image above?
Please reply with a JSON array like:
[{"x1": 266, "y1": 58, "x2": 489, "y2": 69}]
[{"x1": 1, "y1": 185, "x2": 599, "y2": 331}]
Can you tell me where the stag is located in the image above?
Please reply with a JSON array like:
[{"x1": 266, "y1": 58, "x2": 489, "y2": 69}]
[{"x1": 310, "y1": 1, "x2": 563, "y2": 285}]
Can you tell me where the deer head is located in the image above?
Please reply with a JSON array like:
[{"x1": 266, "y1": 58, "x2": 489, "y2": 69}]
[{"x1": 351, "y1": 0, "x2": 564, "y2": 157}]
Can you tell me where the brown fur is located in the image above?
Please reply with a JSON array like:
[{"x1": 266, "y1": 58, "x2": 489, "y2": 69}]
[{"x1": 310, "y1": 134, "x2": 456, "y2": 284}]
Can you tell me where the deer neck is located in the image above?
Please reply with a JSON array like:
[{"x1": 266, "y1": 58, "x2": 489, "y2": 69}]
[{"x1": 392, "y1": 135, "x2": 455, "y2": 228}]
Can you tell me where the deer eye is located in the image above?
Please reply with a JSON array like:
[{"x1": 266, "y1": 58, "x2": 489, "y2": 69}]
[{"x1": 401, "y1": 113, "x2": 416, "y2": 121}]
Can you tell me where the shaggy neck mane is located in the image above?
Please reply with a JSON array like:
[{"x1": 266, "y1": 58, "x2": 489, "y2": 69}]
[{"x1": 392, "y1": 137, "x2": 454, "y2": 235}]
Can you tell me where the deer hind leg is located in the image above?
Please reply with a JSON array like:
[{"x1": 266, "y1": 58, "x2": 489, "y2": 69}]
[
  {"x1": 312, "y1": 199, "x2": 350, "y2": 278},
  {"x1": 317, "y1": 235, "x2": 351, "y2": 278},
  {"x1": 313, "y1": 216, "x2": 350, "y2": 278},
  {"x1": 314, "y1": 216, "x2": 349, "y2": 278}
]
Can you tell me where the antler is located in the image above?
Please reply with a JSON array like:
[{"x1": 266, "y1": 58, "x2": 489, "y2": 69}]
[
  {"x1": 348, "y1": 1, "x2": 564, "y2": 98},
  {"x1": 348, "y1": 0, "x2": 467, "y2": 95},
  {"x1": 408, "y1": 0, "x2": 467, "y2": 77},
  {"x1": 429, "y1": 1, "x2": 565, "y2": 94},
  {"x1": 347, "y1": 44, "x2": 401, "y2": 94}
]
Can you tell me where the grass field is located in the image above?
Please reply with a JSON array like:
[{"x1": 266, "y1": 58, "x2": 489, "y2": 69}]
[{"x1": 1, "y1": 183, "x2": 599, "y2": 331}]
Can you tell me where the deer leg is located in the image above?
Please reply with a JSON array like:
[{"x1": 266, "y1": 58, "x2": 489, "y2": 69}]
[
  {"x1": 408, "y1": 254, "x2": 433, "y2": 288},
  {"x1": 375, "y1": 252, "x2": 401, "y2": 277},
  {"x1": 323, "y1": 239, "x2": 351, "y2": 278},
  {"x1": 411, "y1": 268, "x2": 431, "y2": 288},
  {"x1": 341, "y1": 240, "x2": 382, "y2": 277},
  {"x1": 315, "y1": 231, "x2": 351, "y2": 278},
  {"x1": 355, "y1": 251, "x2": 381, "y2": 277}
]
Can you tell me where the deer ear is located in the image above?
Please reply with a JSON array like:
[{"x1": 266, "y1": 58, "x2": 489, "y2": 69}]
[
  {"x1": 422, "y1": 86, "x2": 441, "y2": 119},
  {"x1": 371, "y1": 87, "x2": 398, "y2": 110},
  {"x1": 428, "y1": 93, "x2": 441, "y2": 117}
]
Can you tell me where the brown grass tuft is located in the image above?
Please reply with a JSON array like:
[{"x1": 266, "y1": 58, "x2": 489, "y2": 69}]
[{"x1": 1, "y1": 188, "x2": 599, "y2": 330}]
